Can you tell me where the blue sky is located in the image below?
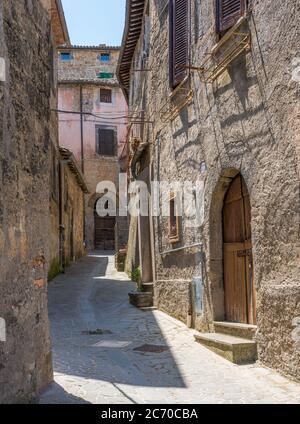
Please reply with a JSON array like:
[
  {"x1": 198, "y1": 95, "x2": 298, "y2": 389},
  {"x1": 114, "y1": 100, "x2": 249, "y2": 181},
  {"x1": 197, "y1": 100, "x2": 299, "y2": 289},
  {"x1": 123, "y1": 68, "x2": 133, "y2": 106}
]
[{"x1": 62, "y1": 0, "x2": 126, "y2": 46}]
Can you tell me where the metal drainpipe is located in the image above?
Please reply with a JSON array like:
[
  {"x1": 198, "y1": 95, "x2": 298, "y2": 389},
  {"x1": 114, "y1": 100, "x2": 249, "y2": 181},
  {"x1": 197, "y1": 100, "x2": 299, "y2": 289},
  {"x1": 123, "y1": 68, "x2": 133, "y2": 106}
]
[
  {"x1": 80, "y1": 85, "x2": 86, "y2": 248},
  {"x1": 58, "y1": 159, "x2": 65, "y2": 273},
  {"x1": 149, "y1": 162, "x2": 157, "y2": 288},
  {"x1": 80, "y1": 85, "x2": 84, "y2": 173}
]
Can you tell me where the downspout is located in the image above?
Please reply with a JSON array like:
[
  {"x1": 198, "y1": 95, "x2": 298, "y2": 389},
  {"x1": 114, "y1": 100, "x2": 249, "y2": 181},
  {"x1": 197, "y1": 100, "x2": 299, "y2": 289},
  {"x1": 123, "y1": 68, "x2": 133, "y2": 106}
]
[
  {"x1": 58, "y1": 160, "x2": 65, "y2": 272},
  {"x1": 149, "y1": 162, "x2": 157, "y2": 286},
  {"x1": 80, "y1": 85, "x2": 86, "y2": 249},
  {"x1": 80, "y1": 85, "x2": 84, "y2": 173}
]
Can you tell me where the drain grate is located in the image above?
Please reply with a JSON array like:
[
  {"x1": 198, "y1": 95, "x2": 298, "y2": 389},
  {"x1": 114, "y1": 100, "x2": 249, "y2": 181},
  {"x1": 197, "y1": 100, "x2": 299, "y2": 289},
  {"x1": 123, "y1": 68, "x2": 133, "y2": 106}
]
[
  {"x1": 133, "y1": 344, "x2": 169, "y2": 353},
  {"x1": 82, "y1": 329, "x2": 113, "y2": 336}
]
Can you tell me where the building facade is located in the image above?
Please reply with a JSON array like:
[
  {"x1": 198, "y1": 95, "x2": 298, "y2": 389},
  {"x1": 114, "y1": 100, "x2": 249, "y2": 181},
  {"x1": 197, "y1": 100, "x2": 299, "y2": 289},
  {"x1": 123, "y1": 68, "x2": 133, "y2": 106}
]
[
  {"x1": 49, "y1": 147, "x2": 89, "y2": 280},
  {"x1": 0, "y1": 0, "x2": 69, "y2": 403},
  {"x1": 57, "y1": 46, "x2": 129, "y2": 252},
  {"x1": 118, "y1": 0, "x2": 300, "y2": 381}
]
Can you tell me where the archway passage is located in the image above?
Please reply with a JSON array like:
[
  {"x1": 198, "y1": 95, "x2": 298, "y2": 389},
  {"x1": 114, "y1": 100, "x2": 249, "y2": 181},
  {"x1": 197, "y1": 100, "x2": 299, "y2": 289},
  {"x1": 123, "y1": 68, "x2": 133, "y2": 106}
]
[
  {"x1": 94, "y1": 200, "x2": 116, "y2": 250},
  {"x1": 223, "y1": 175, "x2": 256, "y2": 324}
]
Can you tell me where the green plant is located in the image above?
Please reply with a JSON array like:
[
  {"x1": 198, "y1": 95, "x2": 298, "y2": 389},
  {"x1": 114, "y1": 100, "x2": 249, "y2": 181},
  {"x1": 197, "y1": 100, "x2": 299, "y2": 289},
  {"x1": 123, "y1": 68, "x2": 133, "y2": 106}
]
[{"x1": 131, "y1": 266, "x2": 141, "y2": 284}]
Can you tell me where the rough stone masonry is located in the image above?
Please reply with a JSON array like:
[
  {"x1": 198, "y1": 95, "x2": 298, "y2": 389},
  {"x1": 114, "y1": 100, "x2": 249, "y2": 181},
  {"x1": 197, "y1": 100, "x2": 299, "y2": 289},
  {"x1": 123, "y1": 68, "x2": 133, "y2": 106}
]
[
  {"x1": 0, "y1": 0, "x2": 53, "y2": 403},
  {"x1": 118, "y1": 0, "x2": 300, "y2": 382}
]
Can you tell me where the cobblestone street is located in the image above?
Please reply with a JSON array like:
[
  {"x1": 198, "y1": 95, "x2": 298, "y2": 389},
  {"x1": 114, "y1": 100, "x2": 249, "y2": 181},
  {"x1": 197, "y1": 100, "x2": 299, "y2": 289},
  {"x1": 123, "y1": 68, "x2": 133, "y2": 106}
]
[{"x1": 39, "y1": 253, "x2": 300, "y2": 404}]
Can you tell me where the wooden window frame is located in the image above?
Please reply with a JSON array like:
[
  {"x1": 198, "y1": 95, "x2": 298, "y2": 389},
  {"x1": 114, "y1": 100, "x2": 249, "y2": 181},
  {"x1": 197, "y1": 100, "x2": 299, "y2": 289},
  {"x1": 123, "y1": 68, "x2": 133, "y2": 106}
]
[
  {"x1": 169, "y1": 192, "x2": 180, "y2": 244},
  {"x1": 100, "y1": 88, "x2": 112, "y2": 104}
]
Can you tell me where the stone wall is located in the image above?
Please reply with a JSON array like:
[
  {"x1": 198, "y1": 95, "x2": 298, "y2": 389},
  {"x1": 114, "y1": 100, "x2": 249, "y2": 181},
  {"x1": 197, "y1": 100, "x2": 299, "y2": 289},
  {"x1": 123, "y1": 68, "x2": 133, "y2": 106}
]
[
  {"x1": 58, "y1": 47, "x2": 120, "y2": 85},
  {"x1": 63, "y1": 166, "x2": 85, "y2": 264},
  {"x1": 0, "y1": 0, "x2": 53, "y2": 403},
  {"x1": 85, "y1": 156, "x2": 119, "y2": 250},
  {"x1": 127, "y1": 0, "x2": 300, "y2": 381},
  {"x1": 154, "y1": 280, "x2": 191, "y2": 324}
]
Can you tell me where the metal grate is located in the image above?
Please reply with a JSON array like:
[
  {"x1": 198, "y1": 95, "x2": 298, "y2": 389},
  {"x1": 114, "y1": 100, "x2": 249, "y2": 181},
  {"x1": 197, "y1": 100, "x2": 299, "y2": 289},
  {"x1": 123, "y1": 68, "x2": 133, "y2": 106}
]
[{"x1": 82, "y1": 329, "x2": 113, "y2": 335}]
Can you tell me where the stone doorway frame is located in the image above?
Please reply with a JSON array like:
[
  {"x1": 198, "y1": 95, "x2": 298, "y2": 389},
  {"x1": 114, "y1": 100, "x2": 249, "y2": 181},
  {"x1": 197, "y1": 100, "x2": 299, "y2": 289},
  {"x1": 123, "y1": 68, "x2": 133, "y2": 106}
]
[{"x1": 207, "y1": 168, "x2": 243, "y2": 322}]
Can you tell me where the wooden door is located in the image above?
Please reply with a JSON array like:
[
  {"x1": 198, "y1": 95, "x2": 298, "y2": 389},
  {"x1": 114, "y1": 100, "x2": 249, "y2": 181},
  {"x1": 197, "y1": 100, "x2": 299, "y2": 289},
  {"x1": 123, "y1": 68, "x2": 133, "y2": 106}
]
[
  {"x1": 94, "y1": 215, "x2": 116, "y2": 251},
  {"x1": 223, "y1": 175, "x2": 256, "y2": 324}
]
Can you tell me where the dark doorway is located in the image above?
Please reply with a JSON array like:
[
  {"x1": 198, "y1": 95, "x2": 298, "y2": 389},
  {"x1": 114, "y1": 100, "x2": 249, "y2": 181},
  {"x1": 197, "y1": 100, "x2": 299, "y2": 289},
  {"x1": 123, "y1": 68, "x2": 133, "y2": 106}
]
[
  {"x1": 94, "y1": 200, "x2": 116, "y2": 250},
  {"x1": 223, "y1": 174, "x2": 256, "y2": 324}
]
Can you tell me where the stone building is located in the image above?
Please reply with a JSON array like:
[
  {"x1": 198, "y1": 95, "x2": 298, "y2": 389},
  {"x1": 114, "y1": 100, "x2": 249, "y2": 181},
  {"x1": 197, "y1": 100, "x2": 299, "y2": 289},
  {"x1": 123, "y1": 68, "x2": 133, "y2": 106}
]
[
  {"x1": 0, "y1": 0, "x2": 69, "y2": 403},
  {"x1": 118, "y1": 0, "x2": 300, "y2": 381},
  {"x1": 49, "y1": 147, "x2": 89, "y2": 280},
  {"x1": 57, "y1": 46, "x2": 129, "y2": 252}
]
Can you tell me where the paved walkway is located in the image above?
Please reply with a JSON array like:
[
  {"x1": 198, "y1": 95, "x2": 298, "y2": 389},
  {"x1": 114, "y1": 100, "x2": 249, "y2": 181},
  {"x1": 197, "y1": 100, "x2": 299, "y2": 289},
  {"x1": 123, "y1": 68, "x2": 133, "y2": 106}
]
[{"x1": 40, "y1": 252, "x2": 300, "y2": 404}]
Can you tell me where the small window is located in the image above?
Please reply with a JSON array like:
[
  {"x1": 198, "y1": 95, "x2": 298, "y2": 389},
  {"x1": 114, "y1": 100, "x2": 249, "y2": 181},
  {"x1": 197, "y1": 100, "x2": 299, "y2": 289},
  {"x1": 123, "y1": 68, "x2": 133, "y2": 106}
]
[
  {"x1": 99, "y1": 53, "x2": 110, "y2": 62},
  {"x1": 60, "y1": 52, "x2": 73, "y2": 61},
  {"x1": 97, "y1": 127, "x2": 116, "y2": 156},
  {"x1": 100, "y1": 88, "x2": 112, "y2": 103},
  {"x1": 169, "y1": 193, "x2": 180, "y2": 243},
  {"x1": 216, "y1": 0, "x2": 247, "y2": 35}
]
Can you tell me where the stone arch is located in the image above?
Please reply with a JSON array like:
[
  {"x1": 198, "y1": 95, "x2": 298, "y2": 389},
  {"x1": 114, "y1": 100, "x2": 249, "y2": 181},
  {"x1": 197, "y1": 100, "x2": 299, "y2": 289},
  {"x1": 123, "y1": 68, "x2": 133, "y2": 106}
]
[
  {"x1": 207, "y1": 168, "x2": 241, "y2": 322},
  {"x1": 88, "y1": 191, "x2": 120, "y2": 209}
]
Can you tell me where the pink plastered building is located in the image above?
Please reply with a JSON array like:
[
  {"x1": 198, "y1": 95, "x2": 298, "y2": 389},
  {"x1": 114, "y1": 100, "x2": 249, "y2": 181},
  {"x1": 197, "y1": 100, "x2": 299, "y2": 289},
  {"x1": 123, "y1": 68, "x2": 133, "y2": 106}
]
[{"x1": 58, "y1": 45, "x2": 129, "y2": 251}]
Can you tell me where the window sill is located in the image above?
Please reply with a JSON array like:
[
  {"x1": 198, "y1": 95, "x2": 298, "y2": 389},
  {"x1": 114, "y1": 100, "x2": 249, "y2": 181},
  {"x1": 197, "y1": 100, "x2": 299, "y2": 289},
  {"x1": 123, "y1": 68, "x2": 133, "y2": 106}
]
[
  {"x1": 169, "y1": 75, "x2": 189, "y2": 99},
  {"x1": 169, "y1": 237, "x2": 180, "y2": 245},
  {"x1": 196, "y1": 15, "x2": 250, "y2": 84},
  {"x1": 211, "y1": 15, "x2": 247, "y2": 55},
  {"x1": 96, "y1": 154, "x2": 118, "y2": 160}
]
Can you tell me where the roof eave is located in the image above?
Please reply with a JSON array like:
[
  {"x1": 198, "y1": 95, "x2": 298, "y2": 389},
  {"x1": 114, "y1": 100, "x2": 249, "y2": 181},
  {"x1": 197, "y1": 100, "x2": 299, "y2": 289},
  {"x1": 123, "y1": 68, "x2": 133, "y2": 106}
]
[
  {"x1": 55, "y1": 0, "x2": 71, "y2": 45},
  {"x1": 117, "y1": 0, "x2": 145, "y2": 102},
  {"x1": 59, "y1": 148, "x2": 89, "y2": 194}
]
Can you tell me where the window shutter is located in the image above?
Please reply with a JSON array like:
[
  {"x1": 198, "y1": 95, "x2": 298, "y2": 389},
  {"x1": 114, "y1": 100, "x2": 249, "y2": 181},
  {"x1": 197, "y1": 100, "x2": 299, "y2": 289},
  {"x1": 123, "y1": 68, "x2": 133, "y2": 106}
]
[
  {"x1": 217, "y1": 0, "x2": 246, "y2": 33},
  {"x1": 98, "y1": 128, "x2": 116, "y2": 156},
  {"x1": 100, "y1": 88, "x2": 112, "y2": 103},
  {"x1": 169, "y1": 0, "x2": 189, "y2": 88}
]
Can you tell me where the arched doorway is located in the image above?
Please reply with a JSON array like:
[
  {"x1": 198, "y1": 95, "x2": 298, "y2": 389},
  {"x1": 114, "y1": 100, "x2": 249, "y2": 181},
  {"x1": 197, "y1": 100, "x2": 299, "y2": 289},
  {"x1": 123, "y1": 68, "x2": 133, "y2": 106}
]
[
  {"x1": 223, "y1": 174, "x2": 256, "y2": 324},
  {"x1": 94, "y1": 199, "x2": 116, "y2": 251}
]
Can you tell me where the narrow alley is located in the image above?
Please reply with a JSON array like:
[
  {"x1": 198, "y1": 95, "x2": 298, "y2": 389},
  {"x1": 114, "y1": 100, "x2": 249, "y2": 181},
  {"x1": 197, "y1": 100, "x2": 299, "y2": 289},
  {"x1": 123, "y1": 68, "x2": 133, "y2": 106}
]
[
  {"x1": 40, "y1": 253, "x2": 300, "y2": 404},
  {"x1": 1, "y1": 0, "x2": 300, "y2": 407}
]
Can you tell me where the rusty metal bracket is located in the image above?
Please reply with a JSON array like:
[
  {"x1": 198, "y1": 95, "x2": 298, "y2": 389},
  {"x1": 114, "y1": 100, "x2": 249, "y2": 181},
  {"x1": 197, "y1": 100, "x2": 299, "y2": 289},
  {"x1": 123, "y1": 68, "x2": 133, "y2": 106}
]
[
  {"x1": 186, "y1": 16, "x2": 251, "y2": 84},
  {"x1": 159, "y1": 78, "x2": 194, "y2": 123}
]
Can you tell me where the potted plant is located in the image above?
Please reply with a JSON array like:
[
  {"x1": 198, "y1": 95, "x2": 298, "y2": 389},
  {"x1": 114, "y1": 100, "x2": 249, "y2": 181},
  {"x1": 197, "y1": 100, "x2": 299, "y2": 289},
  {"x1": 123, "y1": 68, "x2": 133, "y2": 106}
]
[{"x1": 128, "y1": 266, "x2": 153, "y2": 308}]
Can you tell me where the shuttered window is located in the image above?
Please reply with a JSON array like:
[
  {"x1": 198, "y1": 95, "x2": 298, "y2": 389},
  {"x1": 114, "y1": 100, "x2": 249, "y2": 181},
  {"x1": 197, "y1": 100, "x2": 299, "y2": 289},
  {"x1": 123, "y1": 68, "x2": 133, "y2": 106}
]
[
  {"x1": 100, "y1": 88, "x2": 112, "y2": 103},
  {"x1": 97, "y1": 128, "x2": 116, "y2": 156},
  {"x1": 216, "y1": 0, "x2": 247, "y2": 34},
  {"x1": 169, "y1": 0, "x2": 189, "y2": 88}
]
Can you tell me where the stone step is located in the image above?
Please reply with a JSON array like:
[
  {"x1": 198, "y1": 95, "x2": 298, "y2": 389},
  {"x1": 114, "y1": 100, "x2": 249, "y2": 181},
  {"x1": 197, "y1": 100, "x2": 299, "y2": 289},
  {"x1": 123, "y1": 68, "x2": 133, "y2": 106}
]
[
  {"x1": 142, "y1": 282, "x2": 154, "y2": 294},
  {"x1": 195, "y1": 332, "x2": 257, "y2": 365},
  {"x1": 214, "y1": 321, "x2": 257, "y2": 341}
]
